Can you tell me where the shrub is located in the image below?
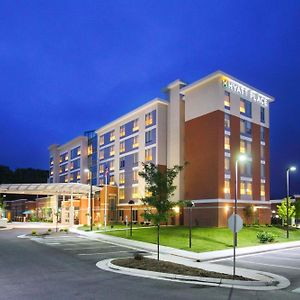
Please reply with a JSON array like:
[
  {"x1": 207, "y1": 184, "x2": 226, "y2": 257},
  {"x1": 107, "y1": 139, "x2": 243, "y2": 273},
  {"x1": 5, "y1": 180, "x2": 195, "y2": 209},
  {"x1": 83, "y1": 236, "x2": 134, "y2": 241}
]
[
  {"x1": 133, "y1": 252, "x2": 144, "y2": 260},
  {"x1": 31, "y1": 230, "x2": 37, "y2": 236},
  {"x1": 47, "y1": 228, "x2": 52, "y2": 233},
  {"x1": 257, "y1": 231, "x2": 275, "y2": 243},
  {"x1": 64, "y1": 228, "x2": 68, "y2": 233},
  {"x1": 59, "y1": 229, "x2": 64, "y2": 232}
]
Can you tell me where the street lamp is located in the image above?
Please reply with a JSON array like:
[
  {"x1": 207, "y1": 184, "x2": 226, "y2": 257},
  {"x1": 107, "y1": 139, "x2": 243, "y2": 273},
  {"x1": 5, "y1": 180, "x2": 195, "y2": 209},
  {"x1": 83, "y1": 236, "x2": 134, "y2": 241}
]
[
  {"x1": 286, "y1": 166, "x2": 296, "y2": 238},
  {"x1": 84, "y1": 168, "x2": 93, "y2": 231},
  {"x1": 187, "y1": 201, "x2": 195, "y2": 248},
  {"x1": 128, "y1": 200, "x2": 135, "y2": 237}
]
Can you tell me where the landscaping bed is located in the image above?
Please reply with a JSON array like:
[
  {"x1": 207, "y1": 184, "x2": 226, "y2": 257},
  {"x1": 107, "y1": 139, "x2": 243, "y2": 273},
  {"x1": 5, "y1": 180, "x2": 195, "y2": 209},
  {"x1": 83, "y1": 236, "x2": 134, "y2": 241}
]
[{"x1": 112, "y1": 257, "x2": 250, "y2": 280}]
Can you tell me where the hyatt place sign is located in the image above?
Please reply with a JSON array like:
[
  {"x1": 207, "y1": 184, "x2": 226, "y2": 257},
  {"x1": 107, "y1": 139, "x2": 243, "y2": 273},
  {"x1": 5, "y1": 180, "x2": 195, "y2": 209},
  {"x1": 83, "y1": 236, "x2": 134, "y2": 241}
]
[{"x1": 222, "y1": 78, "x2": 270, "y2": 107}]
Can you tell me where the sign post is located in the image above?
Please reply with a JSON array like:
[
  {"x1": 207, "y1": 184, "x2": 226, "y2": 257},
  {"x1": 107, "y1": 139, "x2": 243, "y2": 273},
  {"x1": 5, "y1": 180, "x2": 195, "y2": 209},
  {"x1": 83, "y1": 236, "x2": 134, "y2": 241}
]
[{"x1": 228, "y1": 213, "x2": 243, "y2": 278}]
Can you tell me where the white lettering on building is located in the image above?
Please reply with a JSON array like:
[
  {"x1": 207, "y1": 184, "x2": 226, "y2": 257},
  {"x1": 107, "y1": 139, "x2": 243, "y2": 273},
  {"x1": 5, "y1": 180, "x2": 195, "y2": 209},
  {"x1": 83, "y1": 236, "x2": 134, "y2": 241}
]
[{"x1": 222, "y1": 78, "x2": 269, "y2": 107}]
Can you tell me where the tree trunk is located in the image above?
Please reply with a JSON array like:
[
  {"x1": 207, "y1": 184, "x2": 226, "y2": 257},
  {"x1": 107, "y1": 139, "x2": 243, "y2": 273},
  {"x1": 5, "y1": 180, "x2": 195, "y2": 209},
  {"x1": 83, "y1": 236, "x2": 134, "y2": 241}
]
[{"x1": 157, "y1": 223, "x2": 160, "y2": 261}]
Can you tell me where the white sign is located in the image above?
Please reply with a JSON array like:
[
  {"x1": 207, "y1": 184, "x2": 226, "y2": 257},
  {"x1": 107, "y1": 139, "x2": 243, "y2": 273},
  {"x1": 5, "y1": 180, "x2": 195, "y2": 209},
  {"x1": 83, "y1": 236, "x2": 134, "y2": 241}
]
[
  {"x1": 222, "y1": 78, "x2": 270, "y2": 107},
  {"x1": 228, "y1": 214, "x2": 243, "y2": 233}
]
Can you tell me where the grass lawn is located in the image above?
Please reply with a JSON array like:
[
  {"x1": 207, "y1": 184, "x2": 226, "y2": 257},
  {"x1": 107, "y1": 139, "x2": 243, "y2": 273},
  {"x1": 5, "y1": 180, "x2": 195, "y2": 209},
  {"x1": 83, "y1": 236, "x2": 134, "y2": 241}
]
[
  {"x1": 103, "y1": 225, "x2": 300, "y2": 252},
  {"x1": 77, "y1": 223, "x2": 154, "y2": 232}
]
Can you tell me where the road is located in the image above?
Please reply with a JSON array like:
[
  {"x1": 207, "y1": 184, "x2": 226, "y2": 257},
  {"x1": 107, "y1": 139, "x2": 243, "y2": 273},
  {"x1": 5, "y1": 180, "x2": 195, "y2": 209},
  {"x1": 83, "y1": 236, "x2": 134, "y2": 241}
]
[{"x1": 0, "y1": 228, "x2": 299, "y2": 300}]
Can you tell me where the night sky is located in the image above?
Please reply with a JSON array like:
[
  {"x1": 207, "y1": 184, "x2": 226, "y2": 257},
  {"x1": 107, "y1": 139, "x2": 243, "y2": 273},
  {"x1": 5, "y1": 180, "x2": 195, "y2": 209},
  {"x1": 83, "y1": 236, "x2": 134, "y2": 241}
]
[{"x1": 0, "y1": 0, "x2": 299, "y2": 198}]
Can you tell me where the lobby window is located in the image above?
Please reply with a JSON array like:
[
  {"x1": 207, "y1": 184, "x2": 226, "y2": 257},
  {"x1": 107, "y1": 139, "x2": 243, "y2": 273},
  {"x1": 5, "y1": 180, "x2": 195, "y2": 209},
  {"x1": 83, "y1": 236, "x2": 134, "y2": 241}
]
[
  {"x1": 110, "y1": 145, "x2": 115, "y2": 156},
  {"x1": 109, "y1": 175, "x2": 115, "y2": 185},
  {"x1": 133, "y1": 119, "x2": 139, "y2": 132},
  {"x1": 260, "y1": 127, "x2": 265, "y2": 141},
  {"x1": 240, "y1": 98, "x2": 252, "y2": 118},
  {"x1": 224, "y1": 180, "x2": 230, "y2": 195},
  {"x1": 145, "y1": 149, "x2": 153, "y2": 161},
  {"x1": 133, "y1": 136, "x2": 139, "y2": 148},
  {"x1": 240, "y1": 181, "x2": 252, "y2": 196},
  {"x1": 145, "y1": 130, "x2": 152, "y2": 144},
  {"x1": 260, "y1": 184, "x2": 265, "y2": 197},
  {"x1": 99, "y1": 135, "x2": 104, "y2": 146},
  {"x1": 119, "y1": 189, "x2": 125, "y2": 200},
  {"x1": 224, "y1": 135, "x2": 230, "y2": 151},
  {"x1": 132, "y1": 186, "x2": 139, "y2": 199},
  {"x1": 119, "y1": 173, "x2": 125, "y2": 185},
  {"x1": 99, "y1": 150, "x2": 104, "y2": 160},
  {"x1": 225, "y1": 157, "x2": 230, "y2": 172},
  {"x1": 260, "y1": 107, "x2": 265, "y2": 123},
  {"x1": 240, "y1": 119, "x2": 252, "y2": 136},
  {"x1": 261, "y1": 164, "x2": 265, "y2": 178},
  {"x1": 240, "y1": 140, "x2": 251, "y2": 155},
  {"x1": 120, "y1": 157, "x2": 125, "y2": 169},
  {"x1": 133, "y1": 152, "x2": 139, "y2": 166},
  {"x1": 133, "y1": 170, "x2": 138, "y2": 183},
  {"x1": 120, "y1": 141, "x2": 125, "y2": 153},
  {"x1": 224, "y1": 91, "x2": 230, "y2": 109},
  {"x1": 99, "y1": 164, "x2": 104, "y2": 173},
  {"x1": 109, "y1": 160, "x2": 114, "y2": 171},
  {"x1": 110, "y1": 130, "x2": 115, "y2": 142},
  {"x1": 145, "y1": 112, "x2": 153, "y2": 126},
  {"x1": 120, "y1": 125, "x2": 126, "y2": 138},
  {"x1": 224, "y1": 113, "x2": 230, "y2": 129}
]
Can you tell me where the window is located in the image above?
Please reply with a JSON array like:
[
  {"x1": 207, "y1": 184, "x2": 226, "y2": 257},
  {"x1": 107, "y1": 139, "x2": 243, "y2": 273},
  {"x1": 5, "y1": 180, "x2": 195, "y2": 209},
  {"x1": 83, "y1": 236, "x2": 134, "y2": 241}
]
[
  {"x1": 224, "y1": 180, "x2": 230, "y2": 194},
  {"x1": 120, "y1": 141, "x2": 125, "y2": 153},
  {"x1": 110, "y1": 130, "x2": 115, "y2": 142},
  {"x1": 133, "y1": 136, "x2": 139, "y2": 148},
  {"x1": 260, "y1": 107, "x2": 265, "y2": 123},
  {"x1": 99, "y1": 178, "x2": 104, "y2": 185},
  {"x1": 133, "y1": 119, "x2": 139, "y2": 132},
  {"x1": 120, "y1": 157, "x2": 125, "y2": 169},
  {"x1": 261, "y1": 164, "x2": 265, "y2": 178},
  {"x1": 240, "y1": 140, "x2": 251, "y2": 155},
  {"x1": 109, "y1": 160, "x2": 114, "y2": 171},
  {"x1": 224, "y1": 113, "x2": 230, "y2": 129},
  {"x1": 225, "y1": 157, "x2": 230, "y2": 172},
  {"x1": 240, "y1": 161, "x2": 252, "y2": 177},
  {"x1": 50, "y1": 168, "x2": 53, "y2": 176},
  {"x1": 99, "y1": 135, "x2": 104, "y2": 146},
  {"x1": 119, "y1": 173, "x2": 125, "y2": 185},
  {"x1": 120, "y1": 125, "x2": 126, "y2": 137},
  {"x1": 224, "y1": 135, "x2": 230, "y2": 150},
  {"x1": 261, "y1": 145, "x2": 265, "y2": 160},
  {"x1": 145, "y1": 188, "x2": 152, "y2": 197},
  {"x1": 71, "y1": 147, "x2": 81, "y2": 159},
  {"x1": 240, "y1": 98, "x2": 252, "y2": 117},
  {"x1": 224, "y1": 91, "x2": 230, "y2": 109},
  {"x1": 99, "y1": 150, "x2": 104, "y2": 160},
  {"x1": 50, "y1": 158, "x2": 54, "y2": 166},
  {"x1": 260, "y1": 127, "x2": 265, "y2": 141},
  {"x1": 145, "y1": 112, "x2": 153, "y2": 126},
  {"x1": 260, "y1": 184, "x2": 265, "y2": 197},
  {"x1": 119, "y1": 209, "x2": 124, "y2": 220},
  {"x1": 132, "y1": 210, "x2": 138, "y2": 222},
  {"x1": 71, "y1": 159, "x2": 80, "y2": 170},
  {"x1": 110, "y1": 145, "x2": 115, "y2": 156},
  {"x1": 240, "y1": 119, "x2": 252, "y2": 136},
  {"x1": 145, "y1": 130, "x2": 152, "y2": 144},
  {"x1": 119, "y1": 188, "x2": 125, "y2": 200},
  {"x1": 132, "y1": 186, "x2": 139, "y2": 199},
  {"x1": 109, "y1": 175, "x2": 115, "y2": 185},
  {"x1": 145, "y1": 149, "x2": 153, "y2": 161},
  {"x1": 99, "y1": 164, "x2": 104, "y2": 173},
  {"x1": 133, "y1": 153, "x2": 139, "y2": 166},
  {"x1": 60, "y1": 152, "x2": 68, "y2": 163},
  {"x1": 133, "y1": 170, "x2": 138, "y2": 183},
  {"x1": 240, "y1": 181, "x2": 252, "y2": 196},
  {"x1": 88, "y1": 145, "x2": 93, "y2": 155},
  {"x1": 70, "y1": 173, "x2": 74, "y2": 181}
]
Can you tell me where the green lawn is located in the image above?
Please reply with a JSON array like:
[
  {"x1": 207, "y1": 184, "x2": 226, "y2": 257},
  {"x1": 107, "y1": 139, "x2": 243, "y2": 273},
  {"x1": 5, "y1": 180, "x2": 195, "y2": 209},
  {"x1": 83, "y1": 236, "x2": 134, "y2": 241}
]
[
  {"x1": 77, "y1": 223, "x2": 154, "y2": 232},
  {"x1": 103, "y1": 225, "x2": 300, "y2": 252}
]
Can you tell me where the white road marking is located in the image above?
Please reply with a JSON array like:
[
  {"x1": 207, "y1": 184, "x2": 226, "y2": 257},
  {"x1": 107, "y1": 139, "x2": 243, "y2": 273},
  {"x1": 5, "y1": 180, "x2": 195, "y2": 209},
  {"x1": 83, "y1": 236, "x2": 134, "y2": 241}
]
[
  {"x1": 78, "y1": 250, "x2": 129, "y2": 256},
  {"x1": 292, "y1": 287, "x2": 300, "y2": 293},
  {"x1": 63, "y1": 245, "x2": 119, "y2": 251},
  {"x1": 45, "y1": 242, "x2": 61, "y2": 245}
]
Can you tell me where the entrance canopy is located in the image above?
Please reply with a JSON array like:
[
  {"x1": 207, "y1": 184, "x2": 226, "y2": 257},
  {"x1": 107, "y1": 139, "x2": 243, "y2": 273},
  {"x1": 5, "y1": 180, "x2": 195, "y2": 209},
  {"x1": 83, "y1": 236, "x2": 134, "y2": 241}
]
[{"x1": 0, "y1": 183, "x2": 101, "y2": 196}]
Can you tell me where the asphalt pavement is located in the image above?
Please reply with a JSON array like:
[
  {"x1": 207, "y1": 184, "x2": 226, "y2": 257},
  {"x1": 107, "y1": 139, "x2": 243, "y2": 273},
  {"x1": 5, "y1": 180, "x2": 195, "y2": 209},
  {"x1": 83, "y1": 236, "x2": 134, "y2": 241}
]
[{"x1": 0, "y1": 228, "x2": 299, "y2": 300}]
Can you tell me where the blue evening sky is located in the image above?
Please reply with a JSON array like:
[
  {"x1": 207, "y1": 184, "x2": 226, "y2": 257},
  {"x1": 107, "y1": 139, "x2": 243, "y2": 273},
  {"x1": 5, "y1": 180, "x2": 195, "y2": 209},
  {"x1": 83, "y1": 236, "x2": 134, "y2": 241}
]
[{"x1": 0, "y1": 0, "x2": 299, "y2": 198}]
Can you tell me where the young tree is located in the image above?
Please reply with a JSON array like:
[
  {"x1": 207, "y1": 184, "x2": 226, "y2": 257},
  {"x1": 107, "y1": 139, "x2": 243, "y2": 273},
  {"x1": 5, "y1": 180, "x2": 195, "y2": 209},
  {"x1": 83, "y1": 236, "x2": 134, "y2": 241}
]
[
  {"x1": 139, "y1": 163, "x2": 183, "y2": 260},
  {"x1": 277, "y1": 198, "x2": 295, "y2": 225}
]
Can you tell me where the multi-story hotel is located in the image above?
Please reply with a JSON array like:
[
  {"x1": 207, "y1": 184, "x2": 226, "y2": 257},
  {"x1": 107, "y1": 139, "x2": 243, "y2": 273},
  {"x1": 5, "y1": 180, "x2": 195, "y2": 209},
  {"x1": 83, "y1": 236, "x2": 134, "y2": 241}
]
[{"x1": 49, "y1": 70, "x2": 274, "y2": 227}]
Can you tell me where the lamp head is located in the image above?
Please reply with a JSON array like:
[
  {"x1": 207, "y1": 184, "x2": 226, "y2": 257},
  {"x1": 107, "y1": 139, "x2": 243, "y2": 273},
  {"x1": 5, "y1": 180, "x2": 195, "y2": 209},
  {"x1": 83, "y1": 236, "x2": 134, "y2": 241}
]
[
  {"x1": 84, "y1": 168, "x2": 89, "y2": 173},
  {"x1": 238, "y1": 154, "x2": 248, "y2": 162},
  {"x1": 290, "y1": 166, "x2": 297, "y2": 172}
]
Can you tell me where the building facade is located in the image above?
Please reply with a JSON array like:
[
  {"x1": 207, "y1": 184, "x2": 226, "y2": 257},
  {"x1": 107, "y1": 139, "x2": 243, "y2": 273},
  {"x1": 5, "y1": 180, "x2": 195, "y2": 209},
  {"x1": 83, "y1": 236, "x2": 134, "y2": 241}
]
[{"x1": 49, "y1": 71, "x2": 274, "y2": 227}]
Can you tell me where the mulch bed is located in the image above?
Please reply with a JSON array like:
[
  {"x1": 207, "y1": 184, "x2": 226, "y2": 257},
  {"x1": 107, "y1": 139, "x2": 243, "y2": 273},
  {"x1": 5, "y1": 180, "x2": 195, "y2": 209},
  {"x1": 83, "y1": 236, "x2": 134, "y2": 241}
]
[{"x1": 112, "y1": 257, "x2": 251, "y2": 280}]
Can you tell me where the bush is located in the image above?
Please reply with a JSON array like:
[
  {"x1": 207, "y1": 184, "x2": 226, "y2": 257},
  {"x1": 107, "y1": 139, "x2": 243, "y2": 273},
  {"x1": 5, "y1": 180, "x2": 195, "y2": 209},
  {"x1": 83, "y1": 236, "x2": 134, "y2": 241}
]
[
  {"x1": 63, "y1": 228, "x2": 68, "y2": 233},
  {"x1": 47, "y1": 228, "x2": 52, "y2": 233},
  {"x1": 59, "y1": 228, "x2": 64, "y2": 232},
  {"x1": 257, "y1": 231, "x2": 275, "y2": 243},
  {"x1": 31, "y1": 230, "x2": 37, "y2": 236},
  {"x1": 133, "y1": 252, "x2": 144, "y2": 260}
]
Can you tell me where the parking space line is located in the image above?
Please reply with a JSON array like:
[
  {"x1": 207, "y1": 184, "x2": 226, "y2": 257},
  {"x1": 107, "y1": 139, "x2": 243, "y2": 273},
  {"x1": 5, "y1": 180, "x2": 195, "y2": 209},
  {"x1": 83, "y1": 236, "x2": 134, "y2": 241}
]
[
  {"x1": 63, "y1": 245, "x2": 119, "y2": 251},
  {"x1": 292, "y1": 287, "x2": 300, "y2": 293},
  {"x1": 236, "y1": 259, "x2": 300, "y2": 270},
  {"x1": 78, "y1": 250, "x2": 129, "y2": 256}
]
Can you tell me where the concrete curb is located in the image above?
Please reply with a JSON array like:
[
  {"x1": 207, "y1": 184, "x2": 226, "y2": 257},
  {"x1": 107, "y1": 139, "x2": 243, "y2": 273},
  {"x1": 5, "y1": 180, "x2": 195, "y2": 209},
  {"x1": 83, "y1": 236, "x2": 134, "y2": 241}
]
[{"x1": 96, "y1": 258, "x2": 290, "y2": 290}]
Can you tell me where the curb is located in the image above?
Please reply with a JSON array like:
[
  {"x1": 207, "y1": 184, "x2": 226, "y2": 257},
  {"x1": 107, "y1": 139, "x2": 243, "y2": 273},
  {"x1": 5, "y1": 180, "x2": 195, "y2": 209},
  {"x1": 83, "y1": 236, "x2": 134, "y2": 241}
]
[{"x1": 96, "y1": 258, "x2": 290, "y2": 290}]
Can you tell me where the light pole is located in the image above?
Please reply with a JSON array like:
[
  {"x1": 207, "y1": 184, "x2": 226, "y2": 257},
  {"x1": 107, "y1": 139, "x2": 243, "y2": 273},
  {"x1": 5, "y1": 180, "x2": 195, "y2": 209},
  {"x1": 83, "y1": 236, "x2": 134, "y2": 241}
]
[
  {"x1": 187, "y1": 201, "x2": 195, "y2": 248},
  {"x1": 128, "y1": 200, "x2": 135, "y2": 237},
  {"x1": 286, "y1": 166, "x2": 296, "y2": 238},
  {"x1": 84, "y1": 169, "x2": 93, "y2": 231},
  {"x1": 233, "y1": 154, "x2": 248, "y2": 277}
]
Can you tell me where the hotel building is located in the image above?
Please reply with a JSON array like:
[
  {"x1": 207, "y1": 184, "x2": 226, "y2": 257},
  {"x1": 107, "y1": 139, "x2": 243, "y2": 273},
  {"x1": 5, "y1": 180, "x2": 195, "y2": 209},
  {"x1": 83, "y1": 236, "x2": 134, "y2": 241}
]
[{"x1": 49, "y1": 70, "x2": 274, "y2": 226}]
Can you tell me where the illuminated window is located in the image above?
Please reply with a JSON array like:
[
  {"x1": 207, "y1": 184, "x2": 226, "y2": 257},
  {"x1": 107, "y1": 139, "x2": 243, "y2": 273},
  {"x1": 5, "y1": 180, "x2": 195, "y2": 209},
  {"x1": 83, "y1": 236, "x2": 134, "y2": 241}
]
[
  {"x1": 119, "y1": 173, "x2": 125, "y2": 185},
  {"x1": 224, "y1": 91, "x2": 230, "y2": 109},
  {"x1": 109, "y1": 175, "x2": 115, "y2": 185},
  {"x1": 99, "y1": 135, "x2": 104, "y2": 146},
  {"x1": 59, "y1": 167, "x2": 62, "y2": 174},
  {"x1": 88, "y1": 145, "x2": 93, "y2": 155},
  {"x1": 50, "y1": 169, "x2": 54, "y2": 176},
  {"x1": 224, "y1": 180, "x2": 230, "y2": 194},
  {"x1": 260, "y1": 184, "x2": 265, "y2": 197},
  {"x1": 99, "y1": 178, "x2": 104, "y2": 185},
  {"x1": 133, "y1": 119, "x2": 139, "y2": 132},
  {"x1": 145, "y1": 112, "x2": 153, "y2": 126},
  {"x1": 224, "y1": 113, "x2": 230, "y2": 129},
  {"x1": 132, "y1": 186, "x2": 139, "y2": 199},
  {"x1": 99, "y1": 150, "x2": 104, "y2": 160},
  {"x1": 225, "y1": 157, "x2": 230, "y2": 172},
  {"x1": 64, "y1": 177, "x2": 68, "y2": 183},
  {"x1": 110, "y1": 130, "x2": 115, "y2": 142},
  {"x1": 224, "y1": 135, "x2": 230, "y2": 150},
  {"x1": 133, "y1": 153, "x2": 139, "y2": 166},
  {"x1": 99, "y1": 164, "x2": 104, "y2": 173},
  {"x1": 240, "y1": 119, "x2": 252, "y2": 136},
  {"x1": 77, "y1": 173, "x2": 81, "y2": 180},
  {"x1": 119, "y1": 188, "x2": 125, "y2": 200},
  {"x1": 77, "y1": 148, "x2": 81, "y2": 156},
  {"x1": 50, "y1": 158, "x2": 54, "y2": 166},
  {"x1": 145, "y1": 149, "x2": 152, "y2": 161},
  {"x1": 120, "y1": 141, "x2": 125, "y2": 153},
  {"x1": 120, "y1": 125, "x2": 126, "y2": 137},
  {"x1": 110, "y1": 145, "x2": 115, "y2": 156},
  {"x1": 109, "y1": 160, "x2": 114, "y2": 171},
  {"x1": 133, "y1": 136, "x2": 139, "y2": 148},
  {"x1": 240, "y1": 140, "x2": 251, "y2": 154},
  {"x1": 133, "y1": 170, "x2": 138, "y2": 182},
  {"x1": 240, "y1": 181, "x2": 252, "y2": 196},
  {"x1": 240, "y1": 98, "x2": 252, "y2": 117},
  {"x1": 70, "y1": 174, "x2": 74, "y2": 181}
]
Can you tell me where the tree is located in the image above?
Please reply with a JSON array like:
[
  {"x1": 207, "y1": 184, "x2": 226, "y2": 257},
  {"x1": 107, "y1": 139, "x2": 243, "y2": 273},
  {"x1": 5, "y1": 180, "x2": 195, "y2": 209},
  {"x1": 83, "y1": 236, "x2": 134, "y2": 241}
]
[
  {"x1": 139, "y1": 163, "x2": 183, "y2": 261},
  {"x1": 277, "y1": 198, "x2": 295, "y2": 224}
]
